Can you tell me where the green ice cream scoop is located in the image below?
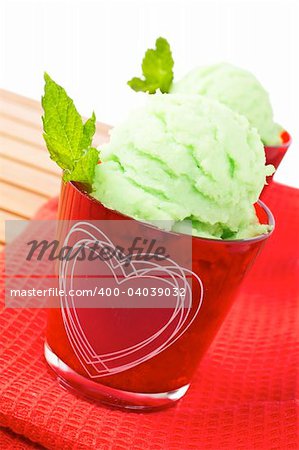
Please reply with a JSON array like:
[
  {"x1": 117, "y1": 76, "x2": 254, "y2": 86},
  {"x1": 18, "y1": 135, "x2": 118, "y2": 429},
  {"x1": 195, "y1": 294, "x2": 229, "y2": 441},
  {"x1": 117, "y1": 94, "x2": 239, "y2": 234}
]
[
  {"x1": 92, "y1": 94, "x2": 274, "y2": 239},
  {"x1": 171, "y1": 63, "x2": 282, "y2": 146}
]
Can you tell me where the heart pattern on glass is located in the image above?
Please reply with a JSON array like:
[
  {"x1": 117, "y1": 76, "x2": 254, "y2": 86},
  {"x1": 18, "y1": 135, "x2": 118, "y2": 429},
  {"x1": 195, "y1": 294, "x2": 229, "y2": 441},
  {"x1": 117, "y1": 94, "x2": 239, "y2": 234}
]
[{"x1": 59, "y1": 222, "x2": 203, "y2": 378}]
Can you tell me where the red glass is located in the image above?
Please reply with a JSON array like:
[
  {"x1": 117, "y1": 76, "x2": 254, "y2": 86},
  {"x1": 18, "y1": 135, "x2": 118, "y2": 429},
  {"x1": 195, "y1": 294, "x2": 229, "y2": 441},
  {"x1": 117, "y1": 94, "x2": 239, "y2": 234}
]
[
  {"x1": 264, "y1": 130, "x2": 291, "y2": 186},
  {"x1": 45, "y1": 182, "x2": 274, "y2": 410}
]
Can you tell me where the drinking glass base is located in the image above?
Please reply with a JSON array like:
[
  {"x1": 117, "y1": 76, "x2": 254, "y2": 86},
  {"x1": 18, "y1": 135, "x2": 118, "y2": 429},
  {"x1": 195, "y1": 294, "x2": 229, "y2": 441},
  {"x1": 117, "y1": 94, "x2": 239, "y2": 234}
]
[{"x1": 44, "y1": 343, "x2": 190, "y2": 411}]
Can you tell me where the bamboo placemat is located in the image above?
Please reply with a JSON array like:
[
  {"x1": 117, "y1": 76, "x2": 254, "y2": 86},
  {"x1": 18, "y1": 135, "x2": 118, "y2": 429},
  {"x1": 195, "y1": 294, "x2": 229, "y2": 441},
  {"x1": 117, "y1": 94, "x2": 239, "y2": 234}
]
[{"x1": 0, "y1": 89, "x2": 110, "y2": 250}]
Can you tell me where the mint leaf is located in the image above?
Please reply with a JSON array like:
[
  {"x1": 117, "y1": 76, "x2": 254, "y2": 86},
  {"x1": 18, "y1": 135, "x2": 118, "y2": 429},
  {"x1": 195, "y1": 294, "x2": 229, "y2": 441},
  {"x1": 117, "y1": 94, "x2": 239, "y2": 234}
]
[
  {"x1": 43, "y1": 133, "x2": 76, "y2": 172},
  {"x1": 128, "y1": 37, "x2": 174, "y2": 94},
  {"x1": 80, "y1": 112, "x2": 96, "y2": 150},
  {"x1": 63, "y1": 147, "x2": 99, "y2": 185},
  {"x1": 42, "y1": 73, "x2": 99, "y2": 186},
  {"x1": 42, "y1": 73, "x2": 83, "y2": 170}
]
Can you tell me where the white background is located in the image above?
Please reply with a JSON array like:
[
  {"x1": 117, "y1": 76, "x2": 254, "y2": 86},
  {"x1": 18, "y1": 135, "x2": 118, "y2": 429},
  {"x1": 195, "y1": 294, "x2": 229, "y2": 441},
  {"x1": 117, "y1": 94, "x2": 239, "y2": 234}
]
[{"x1": 1, "y1": 0, "x2": 298, "y2": 187}]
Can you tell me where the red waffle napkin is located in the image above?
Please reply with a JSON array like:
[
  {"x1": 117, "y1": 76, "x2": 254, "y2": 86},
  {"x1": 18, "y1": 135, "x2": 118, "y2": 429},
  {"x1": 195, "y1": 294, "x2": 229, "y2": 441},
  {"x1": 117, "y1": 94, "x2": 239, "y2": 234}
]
[
  {"x1": 0, "y1": 183, "x2": 298, "y2": 450},
  {"x1": 0, "y1": 427, "x2": 43, "y2": 449}
]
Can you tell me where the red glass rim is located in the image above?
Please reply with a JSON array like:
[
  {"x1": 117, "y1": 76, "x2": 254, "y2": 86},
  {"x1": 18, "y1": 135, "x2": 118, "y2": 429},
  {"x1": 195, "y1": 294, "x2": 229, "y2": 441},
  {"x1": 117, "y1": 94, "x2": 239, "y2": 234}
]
[
  {"x1": 265, "y1": 130, "x2": 291, "y2": 150},
  {"x1": 68, "y1": 181, "x2": 275, "y2": 245}
]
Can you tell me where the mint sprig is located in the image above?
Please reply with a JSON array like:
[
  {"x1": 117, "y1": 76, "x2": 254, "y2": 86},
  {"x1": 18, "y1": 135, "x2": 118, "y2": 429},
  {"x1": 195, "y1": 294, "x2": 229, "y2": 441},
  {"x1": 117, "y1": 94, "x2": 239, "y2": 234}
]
[
  {"x1": 42, "y1": 73, "x2": 99, "y2": 186},
  {"x1": 63, "y1": 147, "x2": 99, "y2": 183},
  {"x1": 128, "y1": 37, "x2": 174, "y2": 94}
]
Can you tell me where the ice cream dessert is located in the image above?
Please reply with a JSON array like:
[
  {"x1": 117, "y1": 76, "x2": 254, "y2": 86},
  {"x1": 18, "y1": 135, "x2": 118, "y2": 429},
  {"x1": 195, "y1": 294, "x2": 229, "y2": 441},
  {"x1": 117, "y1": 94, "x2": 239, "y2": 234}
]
[
  {"x1": 92, "y1": 94, "x2": 274, "y2": 239},
  {"x1": 42, "y1": 72, "x2": 276, "y2": 410},
  {"x1": 171, "y1": 63, "x2": 282, "y2": 146},
  {"x1": 41, "y1": 73, "x2": 274, "y2": 240},
  {"x1": 127, "y1": 39, "x2": 282, "y2": 147}
]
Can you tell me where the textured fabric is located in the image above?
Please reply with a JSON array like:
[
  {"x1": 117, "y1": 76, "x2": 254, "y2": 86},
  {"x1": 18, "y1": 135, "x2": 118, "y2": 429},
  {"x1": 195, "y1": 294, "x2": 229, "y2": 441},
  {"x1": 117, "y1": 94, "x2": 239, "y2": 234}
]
[
  {"x1": 0, "y1": 427, "x2": 44, "y2": 449},
  {"x1": 0, "y1": 183, "x2": 298, "y2": 450}
]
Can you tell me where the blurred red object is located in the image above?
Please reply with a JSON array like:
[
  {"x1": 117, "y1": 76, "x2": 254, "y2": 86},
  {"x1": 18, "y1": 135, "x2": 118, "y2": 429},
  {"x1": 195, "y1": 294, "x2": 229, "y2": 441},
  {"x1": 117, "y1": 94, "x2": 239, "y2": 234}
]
[{"x1": 264, "y1": 130, "x2": 291, "y2": 186}]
